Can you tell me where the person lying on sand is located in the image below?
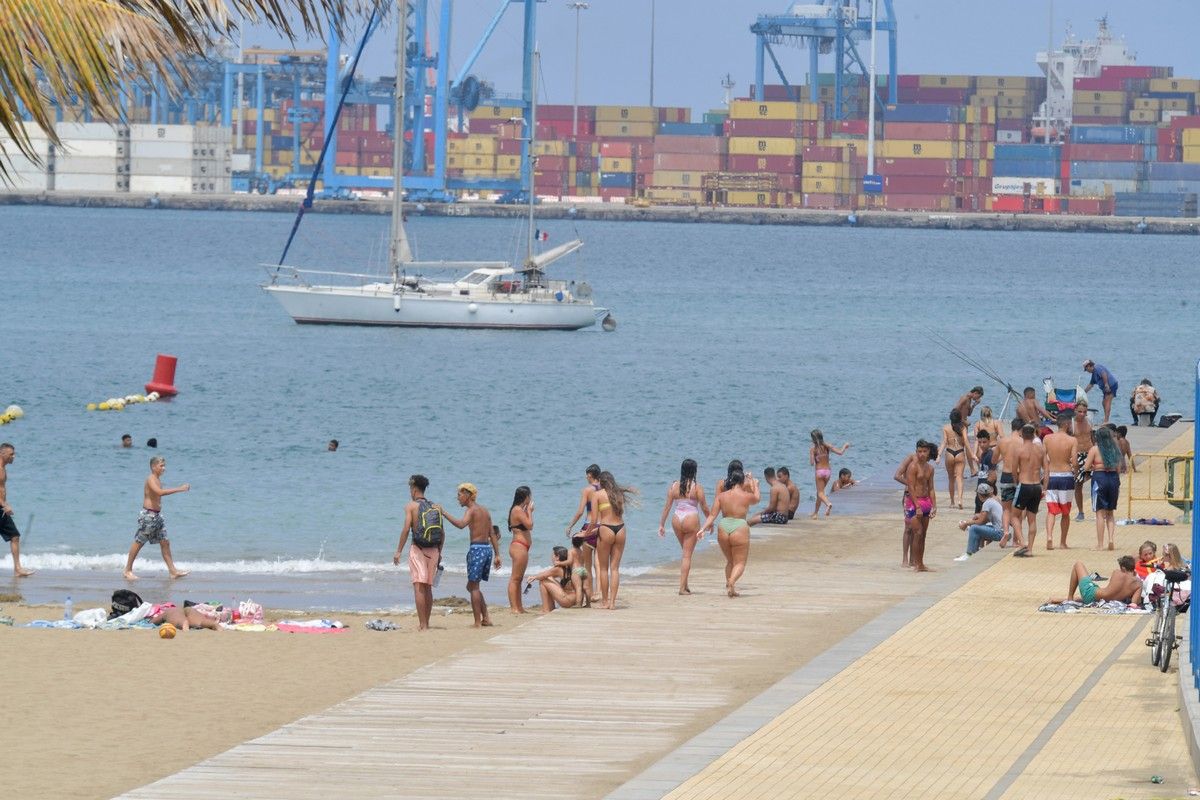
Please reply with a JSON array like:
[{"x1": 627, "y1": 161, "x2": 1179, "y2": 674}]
[{"x1": 1047, "y1": 556, "x2": 1142, "y2": 606}]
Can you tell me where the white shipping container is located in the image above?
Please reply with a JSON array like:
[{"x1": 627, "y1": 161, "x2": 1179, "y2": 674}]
[
  {"x1": 231, "y1": 153, "x2": 252, "y2": 171},
  {"x1": 1163, "y1": 110, "x2": 1189, "y2": 122},
  {"x1": 991, "y1": 176, "x2": 1058, "y2": 195},
  {"x1": 55, "y1": 156, "x2": 128, "y2": 175},
  {"x1": 56, "y1": 138, "x2": 128, "y2": 158},
  {"x1": 131, "y1": 140, "x2": 196, "y2": 159},
  {"x1": 996, "y1": 129, "x2": 1024, "y2": 144},
  {"x1": 55, "y1": 122, "x2": 128, "y2": 140},
  {"x1": 1068, "y1": 178, "x2": 1139, "y2": 196},
  {"x1": 130, "y1": 175, "x2": 193, "y2": 193},
  {"x1": 130, "y1": 124, "x2": 196, "y2": 143},
  {"x1": 130, "y1": 157, "x2": 194, "y2": 177},
  {"x1": 1, "y1": 136, "x2": 52, "y2": 161},
  {"x1": 3, "y1": 172, "x2": 51, "y2": 190},
  {"x1": 54, "y1": 173, "x2": 127, "y2": 191}
]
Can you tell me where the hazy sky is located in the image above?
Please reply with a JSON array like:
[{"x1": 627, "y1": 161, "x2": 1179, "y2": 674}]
[{"x1": 245, "y1": 1, "x2": 1200, "y2": 113}]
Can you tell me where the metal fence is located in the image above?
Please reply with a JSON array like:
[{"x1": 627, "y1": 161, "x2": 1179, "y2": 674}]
[
  {"x1": 1124, "y1": 453, "x2": 1193, "y2": 523},
  {"x1": 1192, "y1": 359, "x2": 1199, "y2": 691}
]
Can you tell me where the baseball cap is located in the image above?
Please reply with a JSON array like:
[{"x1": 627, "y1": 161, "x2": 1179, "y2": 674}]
[{"x1": 977, "y1": 483, "x2": 994, "y2": 496}]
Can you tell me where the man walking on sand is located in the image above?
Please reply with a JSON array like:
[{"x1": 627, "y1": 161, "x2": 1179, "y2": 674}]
[
  {"x1": 995, "y1": 419, "x2": 1024, "y2": 548},
  {"x1": 1083, "y1": 359, "x2": 1118, "y2": 424},
  {"x1": 394, "y1": 474, "x2": 443, "y2": 631},
  {"x1": 1070, "y1": 400, "x2": 1095, "y2": 522},
  {"x1": 0, "y1": 443, "x2": 34, "y2": 577},
  {"x1": 123, "y1": 455, "x2": 190, "y2": 580},
  {"x1": 750, "y1": 467, "x2": 789, "y2": 525},
  {"x1": 1043, "y1": 412, "x2": 1078, "y2": 550},
  {"x1": 439, "y1": 483, "x2": 501, "y2": 628},
  {"x1": 1012, "y1": 425, "x2": 1048, "y2": 557}
]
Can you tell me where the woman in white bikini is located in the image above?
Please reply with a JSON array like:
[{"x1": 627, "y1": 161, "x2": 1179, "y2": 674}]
[
  {"x1": 657, "y1": 458, "x2": 710, "y2": 595},
  {"x1": 939, "y1": 410, "x2": 975, "y2": 509},
  {"x1": 809, "y1": 429, "x2": 849, "y2": 517},
  {"x1": 589, "y1": 471, "x2": 638, "y2": 610},
  {"x1": 698, "y1": 466, "x2": 760, "y2": 597}
]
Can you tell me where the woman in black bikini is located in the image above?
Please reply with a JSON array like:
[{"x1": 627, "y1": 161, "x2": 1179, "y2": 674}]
[
  {"x1": 526, "y1": 546, "x2": 578, "y2": 611},
  {"x1": 589, "y1": 470, "x2": 638, "y2": 610},
  {"x1": 939, "y1": 409, "x2": 975, "y2": 510},
  {"x1": 507, "y1": 485, "x2": 534, "y2": 614}
]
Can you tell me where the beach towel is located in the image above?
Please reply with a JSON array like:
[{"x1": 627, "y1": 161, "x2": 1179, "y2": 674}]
[
  {"x1": 25, "y1": 620, "x2": 83, "y2": 629},
  {"x1": 277, "y1": 619, "x2": 348, "y2": 634},
  {"x1": 219, "y1": 623, "x2": 275, "y2": 632},
  {"x1": 1038, "y1": 600, "x2": 1150, "y2": 614}
]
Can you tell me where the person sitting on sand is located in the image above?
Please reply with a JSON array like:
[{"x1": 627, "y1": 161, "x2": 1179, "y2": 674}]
[
  {"x1": 1047, "y1": 555, "x2": 1142, "y2": 606},
  {"x1": 123, "y1": 455, "x2": 190, "y2": 581},
  {"x1": 777, "y1": 467, "x2": 800, "y2": 519},
  {"x1": 749, "y1": 467, "x2": 789, "y2": 526},
  {"x1": 831, "y1": 468, "x2": 858, "y2": 493},
  {"x1": 1134, "y1": 541, "x2": 1158, "y2": 580},
  {"x1": 526, "y1": 546, "x2": 578, "y2": 612}
]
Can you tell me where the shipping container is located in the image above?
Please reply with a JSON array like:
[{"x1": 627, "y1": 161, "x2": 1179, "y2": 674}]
[
  {"x1": 56, "y1": 122, "x2": 129, "y2": 140},
  {"x1": 657, "y1": 122, "x2": 722, "y2": 136},
  {"x1": 875, "y1": 140, "x2": 955, "y2": 159},
  {"x1": 1068, "y1": 178, "x2": 1139, "y2": 196},
  {"x1": 992, "y1": 176, "x2": 1058, "y2": 195},
  {"x1": 1068, "y1": 161, "x2": 1146, "y2": 180},
  {"x1": 56, "y1": 156, "x2": 128, "y2": 175},
  {"x1": 883, "y1": 104, "x2": 961, "y2": 123},
  {"x1": 652, "y1": 135, "x2": 726, "y2": 155},
  {"x1": 594, "y1": 121, "x2": 656, "y2": 138},
  {"x1": 1068, "y1": 143, "x2": 1146, "y2": 161},
  {"x1": 645, "y1": 187, "x2": 705, "y2": 204},
  {"x1": 654, "y1": 152, "x2": 724, "y2": 171},
  {"x1": 728, "y1": 100, "x2": 821, "y2": 121},
  {"x1": 1114, "y1": 191, "x2": 1197, "y2": 217},
  {"x1": 993, "y1": 158, "x2": 1058, "y2": 177},
  {"x1": 725, "y1": 154, "x2": 800, "y2": 173},
  {"x1": 1150, "y1": 78, "x2": 1200, "y2": 94},
  {"x1": 594, "y1": 105, "x2": 656, "y2": 123},
  {"x1": 728, "y1": 137, "x2": 803, "y2": 156},
  {"x1": 1069, "y1": 125, "x2": 1157, "y2": 144},
  {"x1": 56, "y1": 173, "x2": 128, "y2": 191}
]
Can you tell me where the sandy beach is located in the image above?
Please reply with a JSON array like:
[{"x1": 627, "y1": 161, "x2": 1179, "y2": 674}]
[{"x1": 1, "y1": 501, "x2": 970, "y2": 800}]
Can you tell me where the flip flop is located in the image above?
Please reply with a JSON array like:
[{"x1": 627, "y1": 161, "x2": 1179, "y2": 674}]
[{"x1": 1013, "y1": 548, "x2": 1031, "y2": 558}]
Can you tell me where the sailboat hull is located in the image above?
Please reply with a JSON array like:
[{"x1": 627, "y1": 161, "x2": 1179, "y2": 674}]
[{"x1": 263, "y1": 284, "x2": 598, "y2": 330}]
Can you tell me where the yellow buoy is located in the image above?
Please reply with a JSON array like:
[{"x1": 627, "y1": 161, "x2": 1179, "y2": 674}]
[
  {"x1": 99, "y1": 402, "x2": 110, "y2": 411},
  {"x1": 87, "y1": 403, "x2": 97, "y2": 411}
]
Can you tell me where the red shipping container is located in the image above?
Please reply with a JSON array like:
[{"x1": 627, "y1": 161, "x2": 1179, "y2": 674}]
[
  {"x1": 802, "y1": 192, "x2": 850, "y2": 209},
  {"x1": 880, "y1": 194, "x2": 951, "y2": 211},
  {"x1": 1100, "y1": 65, "x2": 1168, "y2": 79},
  {"x1": 830, "y1": 119, "x2": 869, "y2": 135},
  {"x1": 1069, "y1": 143, "x2": 1145, "y2": 161},
  {"x1": 495, "y1": 139, "x2": 521, "y2": 155},
  {"x1": 598, "y1": 187, "x2": 632, "y2": 200},
  {"x1": 653, "y1": 135, "x2": 725, "y2": 155},
  {"x1": 1072, "y1": 76, "x2": 1126, "y2": 91},
  {"x1": 882, "y1": 175, "x2": 957, "y2": 193},
  {"x1": 1169, "y1": 115, "x2": 1200, "y2": 130},
  {"x1": 802, "y1": 145, "x2": 847, "y2": 162},
  {"x1": 897, "y1": 87, "x2": 970, "y2": 103},
  {"x1": 654, "y1": 152, "x2": 723, "y2": 171},
  {"x1": 1064, "y1": 197, "x2": 1115, "y2": 215},
  {"x1": 727, "y1": 118, "x2": 806, "y2": 137},
  {"x1": 773, "y1": 174, "x2": 802, "y2": 191},
  {"x1": 752, "y1": 84, "x2": 805, "y2": 101},
  {"x1": 875, "y1": 157, "x2": 957, "y2": 177},
  {"x1": 898, "y1": 75, "x2": 921, "y2": 88},
  {"x1": 1071, "y1": 115, "x2": 1124, "y2": 125},
  {"x1": 883, "y1": 122, "x2": 959, "y2": 140},
  {"x1": 599, "y1": 141, "x2": 633, "y2": 158},
  {"x1": 635, "y1": 157, "x2": 654, "y2": 174},
  {"x1": 726, "y1": 154, "x2": 800, "y2": 173},
  {"x1": 537, "y1": 155, "x2": 569, "y2": 171},
  {"x1": 1156, "y1": 129, "x2": 1178, "y2": 161},
  {"x1": 997, "y1": 118, "x2": 1025, "y2": 131}
]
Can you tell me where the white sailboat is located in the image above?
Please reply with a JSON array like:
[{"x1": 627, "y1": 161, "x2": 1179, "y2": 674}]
[{"x1": 263, "y1": 2, "x2": 608, "y2": 331}]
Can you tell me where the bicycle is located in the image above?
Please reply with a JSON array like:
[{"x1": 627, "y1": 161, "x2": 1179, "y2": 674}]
[{"x1": 1146, "y1": 568, "x2": 1190, "y2": 673}]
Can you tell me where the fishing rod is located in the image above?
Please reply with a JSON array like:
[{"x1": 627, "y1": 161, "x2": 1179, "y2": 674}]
[{"x1": 923, "y1": 328, "x2": 1022, "y2": 417}]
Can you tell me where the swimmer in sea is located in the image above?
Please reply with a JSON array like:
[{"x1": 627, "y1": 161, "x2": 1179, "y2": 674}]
[
  {"x1": 810, "y1": 429, "x2": 849, "y2": 517},
  {"x1": 657, "y1": 458, "x2": 709, "y2": 595},
  {"x1": 831, "y1": 468, "x2": 858, "y2": 493},
  {"x1": 697, "y1": 466, "x2": 761, "y2": 597}
]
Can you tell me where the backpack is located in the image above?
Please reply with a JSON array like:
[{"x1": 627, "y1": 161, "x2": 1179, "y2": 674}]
[
  {"x1": 412, "y1": 498, "x2": 444, "y2": 548},
  {"x1": 109, "y1": 589, "x2": 144, "y2": 619}
]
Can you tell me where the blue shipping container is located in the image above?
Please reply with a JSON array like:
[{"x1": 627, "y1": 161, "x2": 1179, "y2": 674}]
[
  {"x1": 994, "y1": 158, "x2": 1058, "y2": 178},
  {"x1": 657, "y1": 122, "x2": 723, "y2": 136},
  {"x1": 883, "y1": 104, "x2": 961, "y2": 123},
  {"x1": 994, "y1": 144, "x2": 1063, "y2": 161},
  {"x1": 1069, "y1": 125, "x2": 1158, "y2": 145},
  {"x1": 1068, "y1": 161, "x2": 1146, "y2": 180},
  {"x1": 1143, "y1": 180, "x2": 1200, "y2": 194},
  {"x1": 574, "y1": 171, "x2": 593, "y2": 187},
  {"x1": 598, "y1": 172, "x2": 634, "y2": 188},
  {"x1": 1146, "y1": 162, "x2": 1200, "y2": 180}
]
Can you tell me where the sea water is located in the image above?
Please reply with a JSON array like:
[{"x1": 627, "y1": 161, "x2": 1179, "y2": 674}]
[{"x1": 0, "y1": 205, "x2": 1196, "y2": 609}]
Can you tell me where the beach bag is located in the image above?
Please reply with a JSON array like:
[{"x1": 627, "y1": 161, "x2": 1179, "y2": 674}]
[
  {"x1": 109, "y1": 589, "x2": 144, "y2": 620},
  {"x1": 238, "y1": 600, "x2": 264, "y2": 624},
  {"x1": 412, "y1": 498, "x2": 444, "y2": 548}
]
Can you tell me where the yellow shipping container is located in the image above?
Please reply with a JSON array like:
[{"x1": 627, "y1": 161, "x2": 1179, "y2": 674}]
[
  {"x1": 1183, "y1": 146, "x2": 1200, "y2": 163},
  {"x1": 964, "y1": 106, "x2": 996, "y2": 124},
  {"x1": 918, "y1": 74, "x2": 971, "y2": 89},
  {"x1": 447, "y1": 154, "x2": 495, "y2": 170},
  {"x1": 802, "y1": 162, "x2": 849, "y2": 178},
  {"x1": 462, "y1": 169, "x2": 497, "y2": 178},
  {"x1": 602, "y1": 157, "x2": 634, "y2": 172},
  {"x1": 469, "y1": 105, "x2": 520, "y2": 119},
  {"x1": 594, "y1": 105, "x2": 656, "y2": 123},
  {"x1": 990, "y1": 94, "x2": 1035, "y2": 109},
  {"x1": 726, "y1": 190, "x2": 783, "y2": 207},
  {"x1": 1072, "y1": 90, "x2": 1127, "y2": 105},
  {"x1": 802, "y1": 177, "x2": 854, "y2": 194},
  {"x1": 876, "y1": 140, "x2": 954, "y2": 159},
  {"x1": 728, "y1": 136, "x2": 802, "y2": 156},
  {"x1": 1162, "y1": 98, "x2": 1191, "y2": 111},
  {"x1": 646, "y1": 187, "x2": 705, "y2": 203},
  {"x1": 1128, "y1": 109, "x2": 1158, "y2": 124},
  {"x1": 594, "y1": 121, "x2": 656, "y2": 138},
  {"x1": 1134, "y1": 98, "x2": 1163, "y2": 110},
  {"x1": 1149, "y1": 78, "x2": 1200, "y2": 94},
  {"x1": 1182, "y1": 129, "x2": 1200, "y2": 147},
  {"x1": 728, "y1": 100, "x2": 820, "y2": 121},
  {"x1": 496, "y1": 155, "x2": 521, "y2": 172},
  {"x1": 1072, "y1": 103, "x2": 1126, "y2": 117},
  {"x1": 531, "y1": 141, "x2": 567, "y2": 156},
  {"x1": 360, "y1": 167, "x2": 391, "y2": 177},
  {"x1": 651, "y1": 170, "x2": 705, "y2": 187},
  {"x1": 976, "y1": 76, "x2": 1038, "y2": 90},
  {"x1": 974, "y1": 88, "x2": 1031, "y2": 99}
]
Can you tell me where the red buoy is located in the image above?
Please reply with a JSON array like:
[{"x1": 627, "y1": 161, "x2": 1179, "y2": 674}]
[{"x1": 145, "y1": 353, "x2": 179, "y2": 396}]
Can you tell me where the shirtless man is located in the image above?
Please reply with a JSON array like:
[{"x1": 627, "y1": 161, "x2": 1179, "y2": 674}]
[
  {"x1": 953, "y1": 387, "x2": 984, "y2": 427},
  {"x1": 1042, "y1": 412, "x2": 1078, "y2": 550},
  {"x1": 750, "y1": 467, "x2": 789, "y2": 525},
  {"x1": 901, "y1": 441, "x2": 937, "y2": 572},
  {"x1": 0, "y1": 443, "x2": 34, "y2": 577},
  {"x1": 1070, "y1": 401, "x2": 1094, "y2": 522},
  {"x1": 123, "y1": 455, "x2": 190, "y2": 580},
  {"x1": 777, "y1": 467, "x2": 800, "y2": 520},
  {"x1": 1012, "y1": 425, "x2": 1048, "y2": 556},
  {"x1": 1016, "y1": 386, "x2": 1052, "y2": 427},
  {"x1": 995, "y1": 419, "x2": 1024, "y2": 548},
  {"x1": 439, "y1": 483, "x2": 501, "y2": 628},
  {"x1": 1047, "y1": 555, "x2": 1143, "y2": 606}
]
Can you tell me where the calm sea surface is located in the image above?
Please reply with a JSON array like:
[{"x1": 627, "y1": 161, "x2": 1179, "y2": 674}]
[{"x1": 0, "y1": 205, "x2": 1196, "y2": 608}]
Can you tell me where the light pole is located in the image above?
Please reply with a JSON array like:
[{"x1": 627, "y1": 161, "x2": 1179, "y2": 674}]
[
  {"x1": 649, "y1": 0, "x2": 655, "y2": 106},
  {"x1": 568, "y1": 2, "x2": 589, "y2": 138}
]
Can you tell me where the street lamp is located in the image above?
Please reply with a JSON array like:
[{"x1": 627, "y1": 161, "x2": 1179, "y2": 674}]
[{"x1": 568, "y1": 1, "x2": 589, "y2": 138}]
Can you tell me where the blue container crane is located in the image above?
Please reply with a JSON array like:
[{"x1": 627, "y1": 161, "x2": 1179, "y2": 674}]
[{"x1": 751, "y1": 0, "x2": 898, "y2": 120}]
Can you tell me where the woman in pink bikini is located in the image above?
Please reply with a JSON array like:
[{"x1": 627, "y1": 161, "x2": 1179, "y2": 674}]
[
  {"x1": 657, "y1": 458, "x2": 710, "y2": 595},
  {"x1": 810, "y1": 429, "x2": 850, "y2": 517},
  {"x1": 507, "y1": 485, "x2": 534, "y2": 614}
]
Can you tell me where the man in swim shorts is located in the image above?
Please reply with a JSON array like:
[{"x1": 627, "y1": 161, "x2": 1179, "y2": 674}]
[
  {"x1": 901, "y1": 441, "x2": 937, "y2": 572},
  {"x1": 394, "y1": 474, "x2": 442, "y2": 631},
  {"x1": 1042, "y1": 412, "x2": 1078, "y2": 550},
  {"x1": 0, "y1": 443, "x2": 33, "y2": 577},
  {"x1": 953, "y1": 386, "x2": 984, "y2": 427},
  {"x1": 1016, "y1": 386, "x2": 1053, "y2": 427},
  {"x1": 777, "y1": 467, "x2": 800, "y2": 520},
  {"x1": 1083, "y1": 359, "x2": 1118, "y2": 424},
  {"x1": 1011, "y1": 425, "x2": 1047, "y2": 556},
  {"x1": 439, "y1": 483, "x2": 501, "y2": 628},
  {"x1": 995, "y1": 419, "x2": 1023, "y2": 548},
  {"x1": 750, "y1": 468, "x2": 790, "y2": 525},
  {"x1": 1047, "y1": 555, "x2": 1142, "y2": 606},
  {"x1": 1070, "y1": 401, "x2": 1094, "y2": 522},
  {"x1": 123, "y1": 455, "x2": 190, "y2": 581}
]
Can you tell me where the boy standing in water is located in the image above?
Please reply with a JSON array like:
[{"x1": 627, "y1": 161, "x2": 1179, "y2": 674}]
[
  {"x1": 0, "y1": 443, "x2": 34, "y2": 577},
  {"x1": 439, "y1": 483, "x2": 501, "y2": 628},
  {"x1": 123, "y1": 455, "x2": 190, "y2": 580}
]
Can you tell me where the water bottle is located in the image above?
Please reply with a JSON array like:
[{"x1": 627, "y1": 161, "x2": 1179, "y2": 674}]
[{"x1": 64, "y1": 595, "x2": 73, "y2": 621}]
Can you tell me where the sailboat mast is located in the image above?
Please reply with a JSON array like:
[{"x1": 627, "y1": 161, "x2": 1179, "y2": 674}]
[
  {"x1": 389, "y1": 0, "x2": 411, "y2": 279},
  {"x1": 527, "y1": 50, "x2": 539, "y2": 266}
]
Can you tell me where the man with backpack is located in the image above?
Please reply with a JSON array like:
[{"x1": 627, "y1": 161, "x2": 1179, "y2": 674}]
[
  {"x1": 438, "y1": 483, "x2": 501, "y2": 628},
  {"x1": 394, "y1": 474, "x2": 444, "y2": 631}
]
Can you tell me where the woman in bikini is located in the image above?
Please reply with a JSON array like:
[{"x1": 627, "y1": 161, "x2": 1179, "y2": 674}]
[
  {"x1": 526, "y1": 546, "x2": 578, "y2": 612},
  {"x1": 565, "y1": 464, "x2": 601, "y2": 599},
  {"x1": 716, "y1": 459, "x2": 742, "y2": 500},
  {"x1": 973, "y1": 406, "x2": 1002, "y2": 460},
  {"x1": 697, "y1": 466, "x2": 760, "y2": 597},
  {"x1": 939, "y1": 410, "x2": 975, "y2": 510},
  {"x1": 507, "y1": 485, "x2": 534, "y2": 614},
  {"x1": 657, "y1": 458, "x2": 710, "y2": 595},
  {"x1": 809, "y1": 429, "x2": 849, "y2": 517},
  {"x1": 589, "y1": 470, "x2": 638, "y2": 610}
]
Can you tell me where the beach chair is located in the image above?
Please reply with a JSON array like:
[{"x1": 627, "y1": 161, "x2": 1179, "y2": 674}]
[{"x1": 1043, "y1": 377, "x2": 1085, "y2": 414}]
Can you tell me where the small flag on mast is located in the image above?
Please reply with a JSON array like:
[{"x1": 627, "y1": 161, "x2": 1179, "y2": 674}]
[{"x1": 534, "y1": 229, "x2": 549, "y2": 242}]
